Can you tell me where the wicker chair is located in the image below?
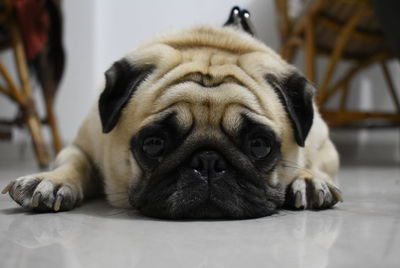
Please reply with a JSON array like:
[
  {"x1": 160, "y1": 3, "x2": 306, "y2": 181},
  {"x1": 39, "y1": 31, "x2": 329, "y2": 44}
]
[{"x1": 275, "y1": 0, "x2": 400, "y2": 127}]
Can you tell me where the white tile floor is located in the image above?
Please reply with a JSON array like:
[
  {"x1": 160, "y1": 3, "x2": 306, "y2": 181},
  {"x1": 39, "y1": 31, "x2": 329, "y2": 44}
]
[{"x1": 0, "y1": 141, "x2": 399, "y2": 268}]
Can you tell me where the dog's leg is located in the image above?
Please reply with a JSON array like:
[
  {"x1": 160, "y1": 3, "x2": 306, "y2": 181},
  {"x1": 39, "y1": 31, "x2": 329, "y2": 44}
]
[
  {"x1": 285, "y1": 138, "x2": 343, "y2": 210},
  {"x1": 2, "y1": 145, "x2": 99, "y2": 212}
]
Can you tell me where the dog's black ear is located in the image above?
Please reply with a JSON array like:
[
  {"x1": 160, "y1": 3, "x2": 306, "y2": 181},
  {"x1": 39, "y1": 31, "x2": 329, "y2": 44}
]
[
  {"x1": 265, "y1": 72, "x2": 315, "y2": 147},
  {"x1": 99, "y1": 60, "x2": 154, "y2": 133}
]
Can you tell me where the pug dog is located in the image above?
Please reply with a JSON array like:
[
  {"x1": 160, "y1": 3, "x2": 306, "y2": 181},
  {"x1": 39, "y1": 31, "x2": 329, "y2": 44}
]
[{"x1": 2, "y1": 26, "x2": 342, "y2": 219}]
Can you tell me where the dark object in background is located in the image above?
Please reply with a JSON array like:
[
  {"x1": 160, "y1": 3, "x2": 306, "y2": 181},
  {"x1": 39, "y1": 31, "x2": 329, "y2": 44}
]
[
  {"x1": 372, "y1": 0, "x2": 400, "y2": 59},
  {"x1": 14, "y1": 0, "x2": 65, "y2": 138},
  {"x1": 0, "y1": 0, "x2": 65, "y2": 167},
  {"x1": 13, "y1": 0, "x2": 50, "y2": 60},
  {"x1": 16, "y1": 0, "x2": 65, "y2": 92},
  {"x1": 224, "y1": 6, "x2": 256, "y2": 36}
]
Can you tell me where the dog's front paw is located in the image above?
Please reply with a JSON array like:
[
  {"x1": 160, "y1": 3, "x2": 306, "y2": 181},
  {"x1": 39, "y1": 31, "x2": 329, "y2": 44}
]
[
  {"x1": 284, "y1": 177, "x2": 343, "y2": 210},
  {"x1": 1, "y1": 175, "x2": 81, "y2": 212}
]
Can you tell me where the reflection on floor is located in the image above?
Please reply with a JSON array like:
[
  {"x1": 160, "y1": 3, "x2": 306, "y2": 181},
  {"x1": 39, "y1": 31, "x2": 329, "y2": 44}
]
[{"x1": 0, "y1": 140, "x2": 399, "y2": 268}]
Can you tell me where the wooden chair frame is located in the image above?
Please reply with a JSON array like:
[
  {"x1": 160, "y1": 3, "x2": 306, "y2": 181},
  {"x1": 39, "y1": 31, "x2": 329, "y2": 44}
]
[
  {"x1": 275, "y1": 0, "x2": 400, "y2": 127},
  {"x1": 0, "y1": 9, "x2": 62, "y2": 167}
]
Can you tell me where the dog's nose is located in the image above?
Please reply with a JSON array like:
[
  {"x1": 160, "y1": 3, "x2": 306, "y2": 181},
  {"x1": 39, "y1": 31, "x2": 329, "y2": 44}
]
[{"x1": 190, "y1": 150, "x2": 227, "y2": 179}]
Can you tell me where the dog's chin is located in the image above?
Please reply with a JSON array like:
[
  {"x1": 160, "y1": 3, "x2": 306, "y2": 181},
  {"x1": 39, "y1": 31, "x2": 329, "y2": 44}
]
[
  {"x1": 130, "y1": 168, "x2": 284, "y2": 220},
  {"x1": 178, "y1": 201, "x2": 228, "y2": 219}
]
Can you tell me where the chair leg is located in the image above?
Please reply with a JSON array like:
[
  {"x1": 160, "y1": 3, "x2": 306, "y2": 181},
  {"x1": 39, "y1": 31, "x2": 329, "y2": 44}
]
[
  {"x1": 24, "y1": 112, "x2": 50, "y2": 167},
  {"x1": 304, "y1": 20, "x2": 316, "y2": 82},
  {"x1": 317, "y1": 8, "x2": 370, "y2": 106},
  {"x1": 281, "y1": 44, "x2": 296, "y2": 62},
  {"x1": 10, "y1": 21, "x2": 50, "y2": 166},
  {"x1": 45, "y1": 97, "x2": 63, "y2": 153},
  {"x1": 380, "y1": 61, "x2": 400, "y2": 112}
]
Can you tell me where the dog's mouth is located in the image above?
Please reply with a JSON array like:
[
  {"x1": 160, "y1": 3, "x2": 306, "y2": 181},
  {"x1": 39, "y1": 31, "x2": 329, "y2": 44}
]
[{"x1": 129, "y1": 151, "x2": 284, "y2": 219}]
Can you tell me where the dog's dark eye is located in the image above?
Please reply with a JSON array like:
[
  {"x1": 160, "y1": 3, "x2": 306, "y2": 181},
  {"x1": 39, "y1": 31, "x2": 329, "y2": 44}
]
[
  {"x1": 142, "y1": 137, "x2": 165, "y2": 158},
  {"x1": 249, "y1": 137, "x2": 271, "y2": 159}
]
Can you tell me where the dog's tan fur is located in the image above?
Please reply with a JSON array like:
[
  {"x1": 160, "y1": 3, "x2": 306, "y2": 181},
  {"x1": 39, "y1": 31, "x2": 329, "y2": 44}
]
[{"x1": 2, "y1": 26, "x2": 341, "y2": 213}]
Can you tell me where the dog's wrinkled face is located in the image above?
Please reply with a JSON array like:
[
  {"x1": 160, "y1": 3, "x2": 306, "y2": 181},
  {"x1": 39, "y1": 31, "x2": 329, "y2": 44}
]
[
  {"x1": 98, "y1": 27, "x2": 314, "y2": 219},
  {"x1": 129, "y1": 105, "x2": 284, "y2": 219}
]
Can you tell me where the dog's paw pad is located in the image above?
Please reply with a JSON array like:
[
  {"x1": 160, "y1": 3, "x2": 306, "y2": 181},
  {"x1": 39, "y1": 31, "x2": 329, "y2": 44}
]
[
  {"x1": 2, "y1": 175, "x2": 79, "y2": 212},
  {"x1": 285, "y1": 178, "x2": 342, "y2": 210}
]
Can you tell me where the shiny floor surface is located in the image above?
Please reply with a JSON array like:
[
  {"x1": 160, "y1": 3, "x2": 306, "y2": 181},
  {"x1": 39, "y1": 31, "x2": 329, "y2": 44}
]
[{"x1": 0, "y1": 144, "x2": 399, "y2": 268}]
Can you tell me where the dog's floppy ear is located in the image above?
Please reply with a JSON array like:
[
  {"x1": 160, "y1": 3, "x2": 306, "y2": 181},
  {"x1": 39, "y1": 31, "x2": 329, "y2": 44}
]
[
  {"x1": 265, "y1": 72, "x2": 315, "y2": 147},
  {"x1": 99, "y1": 59, "x2": 154, "y2": 133}
]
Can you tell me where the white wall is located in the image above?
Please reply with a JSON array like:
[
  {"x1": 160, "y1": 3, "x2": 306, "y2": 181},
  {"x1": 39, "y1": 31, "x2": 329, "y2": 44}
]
[
  {"x1": 1, "y1": 0, "x2": 399, "y2": 148},
  {"x1": 56, "y1": 0, "x2": 98, "y2": 142}
]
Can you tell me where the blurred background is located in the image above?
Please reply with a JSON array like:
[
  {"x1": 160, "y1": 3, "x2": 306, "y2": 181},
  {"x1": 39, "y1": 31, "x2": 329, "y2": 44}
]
[{"x1": 0, "y1": 0, "x2": 399, "y2": 166}]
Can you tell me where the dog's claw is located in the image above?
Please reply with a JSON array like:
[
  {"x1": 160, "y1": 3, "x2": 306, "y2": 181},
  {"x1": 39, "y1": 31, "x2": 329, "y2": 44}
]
[
  {"x1": 1, "y1": 181, "x2": 14, "y2": 194},
  {"x1": 330, "y1": 185, "x2": 343, "y2": 203},
  {"x1": 294, "y1": 191, "x2": 304, "y2": 209},
  {"x1": 54, "y1": 195, "x2": 63, "y2": 212}
]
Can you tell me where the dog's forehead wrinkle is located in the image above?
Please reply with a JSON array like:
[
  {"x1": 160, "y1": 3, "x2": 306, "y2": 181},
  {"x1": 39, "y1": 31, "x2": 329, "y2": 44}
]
[
  {"x1": 154, "y1": 82, "x2": 263, "y2": 116},
  {"x1": 176, "y1": 72, "x2": 243, "y2": 88},
  {"x1": 147, "y1": 46, "x2": 259, "y2": 93}
]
